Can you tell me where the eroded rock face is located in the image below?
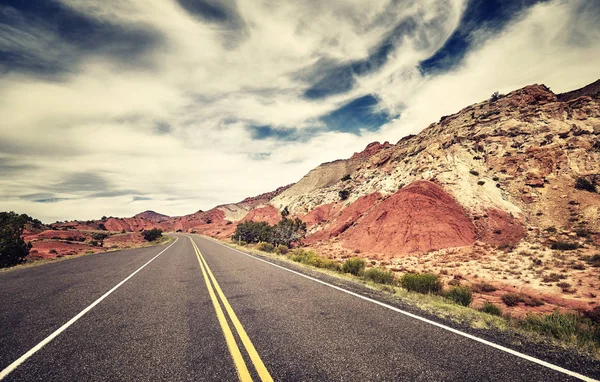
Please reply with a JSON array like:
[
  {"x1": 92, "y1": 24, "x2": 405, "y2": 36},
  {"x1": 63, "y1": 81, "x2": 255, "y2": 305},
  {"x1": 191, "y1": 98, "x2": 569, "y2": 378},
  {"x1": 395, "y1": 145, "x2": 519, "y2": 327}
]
[{"x1": 338, "y1": 181, "x2": 477, "y2": 255}]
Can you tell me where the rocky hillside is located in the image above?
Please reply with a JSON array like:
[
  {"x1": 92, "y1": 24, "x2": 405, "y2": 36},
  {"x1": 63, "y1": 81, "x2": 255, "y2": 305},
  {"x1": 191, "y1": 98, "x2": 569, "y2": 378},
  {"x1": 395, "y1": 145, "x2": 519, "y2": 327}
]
[{"x1": 271, "y1": 82, "x2": 600, "y2": 256}]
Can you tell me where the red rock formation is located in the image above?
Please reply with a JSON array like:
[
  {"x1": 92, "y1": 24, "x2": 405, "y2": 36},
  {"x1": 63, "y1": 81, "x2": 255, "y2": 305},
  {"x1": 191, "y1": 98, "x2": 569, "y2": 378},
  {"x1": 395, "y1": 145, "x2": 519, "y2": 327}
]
[
  {"x1": 240, "y1": 205, "x2": 282, "y2": 225},
  {"x1": 339, "y1": 181, "x2": 477, "y2": 255},
  {"x1": 474, "y1": 208, "x2": 527, "y2": 246}
]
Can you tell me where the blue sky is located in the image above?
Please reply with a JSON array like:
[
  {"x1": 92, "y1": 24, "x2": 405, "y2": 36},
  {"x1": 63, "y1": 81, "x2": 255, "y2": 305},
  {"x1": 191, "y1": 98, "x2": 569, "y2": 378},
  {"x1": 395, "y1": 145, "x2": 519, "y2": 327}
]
[{"x1": 0, "y1": 0, "x2": 598, "y2": 222}]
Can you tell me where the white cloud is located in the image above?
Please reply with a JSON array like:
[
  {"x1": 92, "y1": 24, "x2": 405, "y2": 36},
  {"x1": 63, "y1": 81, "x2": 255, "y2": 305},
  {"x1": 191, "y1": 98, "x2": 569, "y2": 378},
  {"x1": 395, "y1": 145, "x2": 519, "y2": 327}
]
[{"x1": 0, "y1": 0, "x2": 598, "y2": 222}]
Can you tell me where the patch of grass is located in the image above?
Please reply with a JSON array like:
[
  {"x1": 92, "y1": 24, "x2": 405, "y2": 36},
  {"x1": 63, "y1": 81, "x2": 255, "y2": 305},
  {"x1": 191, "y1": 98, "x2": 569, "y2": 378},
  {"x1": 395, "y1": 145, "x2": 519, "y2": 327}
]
[
  {"x1": 501, "y1": 293, "x2": 522, "y2": 307},
  {"x1": 480, "y1": 302, "x2": 502, "y2": 316},
  {"x1": 542, "y1": 273, "x2": 565, "y2": 283},
  {"x1": 557, "y1": 282, "x2": 572, "y2": 292},
  {"x1": 588, "y1": 254, "x2": 600, "y2": 267},
  {"x1": 289, "y1": 249, "x2": 341, "y2": 271},
  {"x1": 363, "y1": 267, "x2": 395, "y2": 285},
  {"x1": 274, "y1": 244, "x2": 289, "y2": 255},
  {"x1": 256, "y1": 242, "x2": 274, "y2": 253},
  {"x1": 445, "y1": 286, "x2": 473, "y2": 307},
  {"x1": 520, "y1": 310, "x2": 600, "y2": 349},
  {"x1": 342, "y1": 257, "x2": 366, "y2": 276},
  {"x1": 521, "y1": 295, "x2": 545, "y2": 307},
  {"x1": 472, "y1": 282, "x2": 497, "y2": 293},
  {"x1": 400, "y1": 273, "x2": 443, "y2": 294}
]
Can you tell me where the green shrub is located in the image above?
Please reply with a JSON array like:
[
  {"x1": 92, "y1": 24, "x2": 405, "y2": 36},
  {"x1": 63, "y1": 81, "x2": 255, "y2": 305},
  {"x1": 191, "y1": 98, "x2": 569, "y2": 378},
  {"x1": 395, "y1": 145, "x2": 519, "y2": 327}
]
[
  {"x1": 469, "y1": 169, "x2": 480, "y2": 176},
  {"x1": 290, "y1": 249, "x2": 340, "y2": 271},
  {"x1": 472, "y1": 282, "x2": 497, "y2": 293},
  {"x1": 501, "y1": 293, "x2": 522, "y2": 307},
  {"x1": 339, "y1": 189, "x2": 350, "y2": 201},
  {"x1": 550, "y1": 241, "x2": 579, "y2": 251},
  {"x1": 274, "y1": 244, "x2": 289, "y2": 255},
  {"x1": 256, "y1": 242, "x2": 274, "y2": 252},
  {"x1": 91, "y1": 232, "x2": 109, "y2": 241},
  {"x1": 363, "y1": 268, "x2": 395, "y2": 285},
  {"x1": 520, "y1": 309, "x2": 600, "y2": 346},
  {"x1": 0, "y1": 212, "x2": 32, "y2": 268},
  {"x1": 142, "y1": 228, "x2": 162, "y2": 241},
  {"x1": 341, "y1": 174, "x2": 351, "y2": 181},
  {"x1": 589, "y1": 254, "x2": 600, "y2": 267},
  {"x1": 521, "y1": 295, "x2": 545, "y2": 307},
  {"x1": 232, "y1": 221, "x2": 272, "y2": 244},
  {"x1": 342, "y1": 257, "x2": 366, "y2": 276},
  {"x1": 445, "y1": 286, "x2": 473, "y2": 306},
  {"x1": 400, "y1": 273, "x2": 443, "y2": 294},
  {"x1": 480, "y1": 302, "x2": 502, "y2": 316},
  {"x1": 575, "y1": 177, "x2": 597, "y2": 193}
]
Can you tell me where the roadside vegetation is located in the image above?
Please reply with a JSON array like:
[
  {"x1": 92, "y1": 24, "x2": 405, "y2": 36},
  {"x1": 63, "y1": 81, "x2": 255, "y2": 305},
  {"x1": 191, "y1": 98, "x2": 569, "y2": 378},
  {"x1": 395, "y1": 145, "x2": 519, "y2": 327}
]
[
  {"x1": 142, "y1": 228, "x2": 163, "y2": 241},
  {"x1": 0, "y1": 212, "x2": 32, "y2": 268},
  {"x1": 219, "y1": 238, "x2": 600, "y2": 358},
  {"x1": 232, "y1": 214, "x2": 307, "y2": 248}
]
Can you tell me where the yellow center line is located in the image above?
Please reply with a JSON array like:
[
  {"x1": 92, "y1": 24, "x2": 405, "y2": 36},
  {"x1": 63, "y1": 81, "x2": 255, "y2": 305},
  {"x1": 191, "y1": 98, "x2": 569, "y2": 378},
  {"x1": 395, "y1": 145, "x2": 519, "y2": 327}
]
[
  {"x1": 191, "y1": 239, "x2": 274, "y2": 382},
  {"x1": 190, "y1": 237, "x2": 252, "y2": 382}
]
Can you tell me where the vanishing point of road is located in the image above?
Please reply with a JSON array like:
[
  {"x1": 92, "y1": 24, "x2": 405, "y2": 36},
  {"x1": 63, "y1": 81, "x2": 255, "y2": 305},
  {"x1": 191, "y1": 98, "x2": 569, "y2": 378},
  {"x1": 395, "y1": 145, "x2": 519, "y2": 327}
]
[{"x1": 0, "y1": 234, "x2": 598, "y2": 381}]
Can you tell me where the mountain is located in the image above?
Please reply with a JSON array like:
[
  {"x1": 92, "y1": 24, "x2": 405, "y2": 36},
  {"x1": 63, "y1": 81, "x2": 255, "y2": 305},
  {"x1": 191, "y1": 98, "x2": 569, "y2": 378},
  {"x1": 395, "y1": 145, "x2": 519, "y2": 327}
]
[{"x1": 133, "y1": 210, "x2": 170, "y2": 222}]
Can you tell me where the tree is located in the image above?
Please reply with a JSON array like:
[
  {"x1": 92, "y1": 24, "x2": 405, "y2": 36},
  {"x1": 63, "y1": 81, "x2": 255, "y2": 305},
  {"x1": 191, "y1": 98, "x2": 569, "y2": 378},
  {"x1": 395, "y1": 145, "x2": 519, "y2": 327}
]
[
  {"x1": 232, "y1": 221, "x2": 272, "y2": 244},
  {"x1": 142, "y1": 228, "x2": 163, "y2": 241},
  {"x1": 271, "y1": 217, "x2": 306, "y2": 247},
  {"x1": 281, "y1": 206, "x2": 290, "y2": 218},
  {"x1": 0, "y1": 212, "x2": 31, "y2": 268},
  {"x1": 489, "y1": 91, "x2": 501, "y2": 103},
  {"x1": 91, "y1": 232, "x2": 109, "y2": 246}
]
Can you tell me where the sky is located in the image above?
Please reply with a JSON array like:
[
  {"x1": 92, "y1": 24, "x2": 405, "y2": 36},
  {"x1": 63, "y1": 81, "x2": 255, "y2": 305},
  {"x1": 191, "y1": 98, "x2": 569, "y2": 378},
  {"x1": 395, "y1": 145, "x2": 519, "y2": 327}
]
[{"x1": 1, "y1": 0, "x2": 599, "y2": 223}]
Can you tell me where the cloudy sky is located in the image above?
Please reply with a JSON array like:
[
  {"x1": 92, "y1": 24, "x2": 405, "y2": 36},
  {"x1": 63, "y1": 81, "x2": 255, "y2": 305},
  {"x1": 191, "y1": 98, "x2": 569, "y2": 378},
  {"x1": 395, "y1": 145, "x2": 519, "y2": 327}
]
[{"x1": 1, "y1": 0, "x2": 599, "y2": 223}]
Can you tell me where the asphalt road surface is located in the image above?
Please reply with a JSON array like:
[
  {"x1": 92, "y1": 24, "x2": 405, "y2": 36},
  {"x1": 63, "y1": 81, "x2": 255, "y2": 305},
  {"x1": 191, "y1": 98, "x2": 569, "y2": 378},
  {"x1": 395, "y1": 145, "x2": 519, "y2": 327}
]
[{"x1": 0, "y1": 234, "x2": 597, "y2": 381}]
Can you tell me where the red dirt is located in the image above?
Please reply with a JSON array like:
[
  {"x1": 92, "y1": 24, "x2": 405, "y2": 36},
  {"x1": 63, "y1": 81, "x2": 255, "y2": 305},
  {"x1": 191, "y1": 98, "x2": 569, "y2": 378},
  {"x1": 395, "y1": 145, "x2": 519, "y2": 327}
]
[
  {"x1": 340, "y1": 181, "x2": 477, "y2": 255},
  {"x1": 474, "y1": 208, "x2": 527, "y2": 246},
  {"x1": 240, "y1": 205, "x2": 282, "y2": 225},
  {"x1": 301, "y1": 203, "x2": 335, "y2": 228},
  {"x1": 29, "y1": 240, "x2": 99, "y2": 259},
  {"x1": 307, "y1": 193, "x2": 382, "y2": 243},
  {"x1": 23, "y1": 229, "x2": 85, "y2": 242}
]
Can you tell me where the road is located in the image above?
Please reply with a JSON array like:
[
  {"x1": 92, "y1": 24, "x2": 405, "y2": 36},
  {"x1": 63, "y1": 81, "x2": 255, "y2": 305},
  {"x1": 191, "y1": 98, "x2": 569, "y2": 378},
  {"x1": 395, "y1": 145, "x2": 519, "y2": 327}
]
[{"x1": 0, "y1": 234, "x2": 597, "y2": 381}]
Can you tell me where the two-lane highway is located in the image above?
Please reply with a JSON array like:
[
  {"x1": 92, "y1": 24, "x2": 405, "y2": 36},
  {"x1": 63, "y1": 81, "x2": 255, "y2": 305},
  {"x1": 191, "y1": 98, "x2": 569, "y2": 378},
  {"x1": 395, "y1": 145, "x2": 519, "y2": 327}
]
[{"x1": 0, "y1": 234, "x2": 597, "y2": 381}]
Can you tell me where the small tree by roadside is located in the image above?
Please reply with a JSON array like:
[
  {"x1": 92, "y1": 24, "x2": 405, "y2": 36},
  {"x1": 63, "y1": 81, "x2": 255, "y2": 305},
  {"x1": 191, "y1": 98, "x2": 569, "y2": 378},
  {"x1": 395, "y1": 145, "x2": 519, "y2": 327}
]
[
  {"x1": 142, "y1": 228, "x2": 163, "y2": 241},
  {"x1": 0, "y1": 212, "x2": 31, "y2": 268}
]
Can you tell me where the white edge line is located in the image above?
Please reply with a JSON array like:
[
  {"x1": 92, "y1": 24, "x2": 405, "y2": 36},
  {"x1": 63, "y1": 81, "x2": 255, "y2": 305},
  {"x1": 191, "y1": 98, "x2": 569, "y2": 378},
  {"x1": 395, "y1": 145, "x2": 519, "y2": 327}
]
[
  {"x1": 197, "y1": 235, "x2": 597, "y2": 382},
  {"x1": 0, "y1": 236, "x2": 179, "y2": 381}
]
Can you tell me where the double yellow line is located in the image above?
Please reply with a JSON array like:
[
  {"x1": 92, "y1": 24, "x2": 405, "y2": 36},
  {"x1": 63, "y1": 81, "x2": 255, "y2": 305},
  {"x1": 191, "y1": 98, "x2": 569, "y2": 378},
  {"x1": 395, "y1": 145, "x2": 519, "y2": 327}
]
[{"x1": 189, "y1": 237, "x2": 273, "y2": 382}]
